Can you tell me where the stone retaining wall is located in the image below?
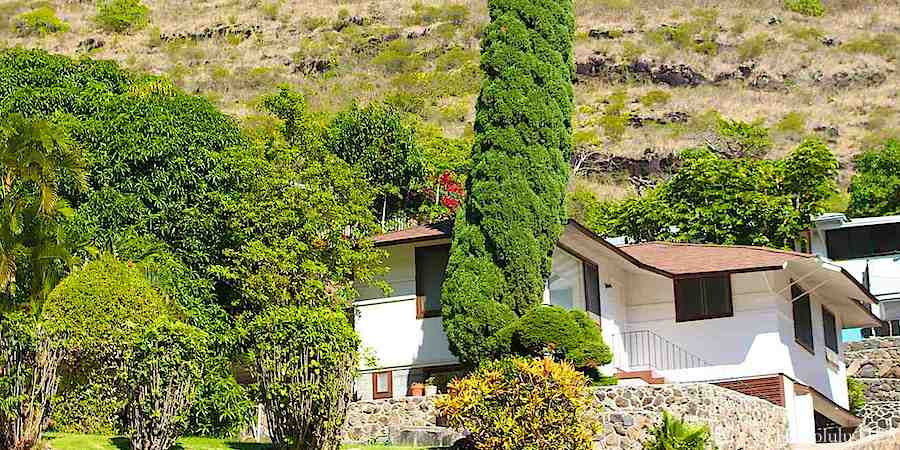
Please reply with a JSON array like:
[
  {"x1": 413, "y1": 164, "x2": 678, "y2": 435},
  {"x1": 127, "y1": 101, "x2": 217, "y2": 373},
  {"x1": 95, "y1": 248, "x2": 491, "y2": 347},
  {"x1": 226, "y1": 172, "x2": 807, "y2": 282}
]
[
  {"x1": 343, "y1": 396, "x2": 442, "y2": 444},
  {"x1": 341, "y1": 383, "x2": 790, "y2": 449},
  {"x1": 593, "y1": 383, "x2": 789, "y2": 450},
  {"x1": 846, "y1": 337, "x2": 900, "y2": 438}
]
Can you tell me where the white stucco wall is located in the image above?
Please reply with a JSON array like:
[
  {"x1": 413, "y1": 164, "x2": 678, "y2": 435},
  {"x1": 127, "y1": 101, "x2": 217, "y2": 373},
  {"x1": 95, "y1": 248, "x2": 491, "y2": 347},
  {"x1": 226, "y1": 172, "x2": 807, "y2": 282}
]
[{"x1": 354, "y1": 238, "x2": 850, "y2": 413}]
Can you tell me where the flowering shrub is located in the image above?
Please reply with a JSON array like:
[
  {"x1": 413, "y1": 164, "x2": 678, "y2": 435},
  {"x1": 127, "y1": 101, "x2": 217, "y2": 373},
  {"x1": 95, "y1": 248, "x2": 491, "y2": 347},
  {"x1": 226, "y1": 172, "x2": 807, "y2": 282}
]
[{"x1": 436, "y1": 357, "x2": 598, "y2": 450}]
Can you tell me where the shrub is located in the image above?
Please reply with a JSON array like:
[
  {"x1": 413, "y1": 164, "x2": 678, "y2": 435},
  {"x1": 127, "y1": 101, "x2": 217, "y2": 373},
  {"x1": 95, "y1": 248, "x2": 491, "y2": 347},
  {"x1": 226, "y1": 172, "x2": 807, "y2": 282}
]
[
  {"x1": 784, "y1": 0, "x2": 825, "y2": 16},
  {"x1": 0, "y1": 312, "x2": 65, "y2": 449},
  {"x1": 442, "y1": 0, "x2": 576, "y2": 367},
  {"x1": 95, "y1": 0, "x2": 149, "y2": 33},
  {"x1": 12, "y1": 7, "x2": 69, "y2": 36},
  {"x1": 187, "y1": 359, "x2": 254, "y2": 437},
  {"x1": 775, "y1": 111, "x2": 807, "y2": 135},
  {"x1": 847, "y1": 378, "x2": 866, "y2": 415},
  {"x1": 843, "y1": 34, "x2": 899, "y2": 58},
  {"x1": 737, "y1": 33, "x2": 769, "y2": 61},
  {"x1": 246, "y1": 306, "x2": 359, "y2": 450},
  {"x1": 509, "y1": 306, "x2": 613, "y2": 376},
  {"x1": 373, "y1": 39, "x2": 424, "y2": 73},
  {"x1": 436, "y1": 357, "x2": 598, "y2": 450},
  {"x1": 716, "y1": 118, "x2": 772, "y2": 157},
  {"x1": 639, "y1": 90, "x2": 671, "y2": 108},
  {"x1": 643, "y1": 411, "x2": 712, "y2": 450},
  {"x1": 120, "y1": 320, "x2": 208, "y2": 450},
  {"x1": 42, "y1": 255, "x2": 172, "y2": 433}
]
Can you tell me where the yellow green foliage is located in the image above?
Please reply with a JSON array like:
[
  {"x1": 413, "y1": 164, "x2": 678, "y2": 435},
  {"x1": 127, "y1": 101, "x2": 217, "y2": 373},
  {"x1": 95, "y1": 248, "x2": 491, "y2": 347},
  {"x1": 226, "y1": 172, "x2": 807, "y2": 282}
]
[
  {"x1": 436, "y1": 357, "x2": 598, "y2": 450},
  {"x1": 784, "y1": 0, "x2": 825, "y2": 17},
  {"x1": 12, "y1": 7, "x2": 69, "y2": 36}
]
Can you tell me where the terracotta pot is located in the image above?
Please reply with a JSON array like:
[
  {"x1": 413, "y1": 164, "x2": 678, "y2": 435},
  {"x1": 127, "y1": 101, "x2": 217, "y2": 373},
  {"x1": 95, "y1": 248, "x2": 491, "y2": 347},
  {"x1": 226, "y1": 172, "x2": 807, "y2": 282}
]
[{"x1": 410, "y1": 383, "x2": 426, "y2": 397}]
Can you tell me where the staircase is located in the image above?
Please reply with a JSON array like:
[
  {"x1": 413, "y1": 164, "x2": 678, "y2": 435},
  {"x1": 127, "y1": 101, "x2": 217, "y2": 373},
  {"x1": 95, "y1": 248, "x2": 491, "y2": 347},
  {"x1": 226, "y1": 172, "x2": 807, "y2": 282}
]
[{"x1": 610, "y1": 330, "x2": 709, "y2": 383}]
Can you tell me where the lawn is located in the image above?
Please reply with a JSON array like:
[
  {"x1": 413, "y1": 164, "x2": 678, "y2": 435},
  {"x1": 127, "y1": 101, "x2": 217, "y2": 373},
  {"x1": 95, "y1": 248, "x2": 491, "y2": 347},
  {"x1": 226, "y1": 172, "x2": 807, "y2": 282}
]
[{"x1": 44, "y1": 433, "x2": 423, "y2": 450}]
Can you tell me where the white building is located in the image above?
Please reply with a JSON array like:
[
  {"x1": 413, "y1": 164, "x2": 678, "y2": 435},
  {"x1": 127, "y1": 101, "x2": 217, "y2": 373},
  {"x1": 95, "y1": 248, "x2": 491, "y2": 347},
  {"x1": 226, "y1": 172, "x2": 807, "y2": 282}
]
[
  {"x1": 353, "y1": 220, "x2": 882, "y2": 444},
  {"x1": 808, "y1": 213, "x2": 900, "y2": 337}
]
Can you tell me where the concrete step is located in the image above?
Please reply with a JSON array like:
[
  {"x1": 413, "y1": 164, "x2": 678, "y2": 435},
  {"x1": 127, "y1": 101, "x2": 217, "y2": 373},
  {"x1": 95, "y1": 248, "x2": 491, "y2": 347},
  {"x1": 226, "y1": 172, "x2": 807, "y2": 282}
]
[
  {"x1": 388, "y1": 426, "x2": 464, "y2": 447},
  {"x1": 615, "y1": 370, "x2": 667, "y2": 385}
]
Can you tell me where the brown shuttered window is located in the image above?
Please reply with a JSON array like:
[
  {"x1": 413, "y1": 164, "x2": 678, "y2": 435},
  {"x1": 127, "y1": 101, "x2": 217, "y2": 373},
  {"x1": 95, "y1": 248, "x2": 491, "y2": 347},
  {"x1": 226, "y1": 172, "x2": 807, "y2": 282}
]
[{"x1": 674, "y1": 275, "x2": 733, "y2": 322}]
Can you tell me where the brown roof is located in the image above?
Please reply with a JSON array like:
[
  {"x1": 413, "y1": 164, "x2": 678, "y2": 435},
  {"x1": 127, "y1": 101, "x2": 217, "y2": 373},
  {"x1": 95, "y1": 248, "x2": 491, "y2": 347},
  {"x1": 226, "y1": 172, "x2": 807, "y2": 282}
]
[
  {"x1": 373, "y1": 220, "x2": 452, "y2": 246},
  {"x1": 373, "y1": 220, "x2": 815, "y2": 277},
  {"x1": 619, "y1": 242, "x2": 814, "y2": 277}
]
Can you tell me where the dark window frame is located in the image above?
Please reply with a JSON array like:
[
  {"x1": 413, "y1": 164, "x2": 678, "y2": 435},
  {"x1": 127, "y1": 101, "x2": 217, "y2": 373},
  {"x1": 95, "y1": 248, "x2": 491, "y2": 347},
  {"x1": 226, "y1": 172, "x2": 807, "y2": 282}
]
[
  {"x1": 673, "y1": 274, "x2": 734, "y2": 323},
  {"x1": 792, "y1": 283, "x2": 815, "y2": 355},
  {"x1": 583, "y1": 260, "x2": 601, "y2": 317},
  {"x1": 415, "y1": 244, "x2": 451, "y2": 319},
  {"x1": 825, "y1": 223, "x2": 900, "y2": 260},
  {"x1": 822, "y1": 306, "x2": 839, "y2": 353},
  {"x1": 372, "y1": 371, "x2": 393, "y2": 399}
]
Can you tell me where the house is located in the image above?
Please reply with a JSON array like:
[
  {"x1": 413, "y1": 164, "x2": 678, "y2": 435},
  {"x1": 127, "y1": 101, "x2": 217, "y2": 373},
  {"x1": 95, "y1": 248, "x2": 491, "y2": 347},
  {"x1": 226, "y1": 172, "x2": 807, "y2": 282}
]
[
  {"x1": 807, "y1": 213, "x2": 900, "y2": 337},
  {"x1": 352, "y1": 219, "x2": 883, "y2": 444}
]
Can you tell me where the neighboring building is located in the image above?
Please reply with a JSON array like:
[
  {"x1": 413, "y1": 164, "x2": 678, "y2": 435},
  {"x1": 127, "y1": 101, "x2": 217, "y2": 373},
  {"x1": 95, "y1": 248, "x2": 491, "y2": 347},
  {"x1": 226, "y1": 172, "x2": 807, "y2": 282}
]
[
  {"x1": 808, "y1": 213, "x2": 900, "y2": 337},
  {"x1": 353, "y1": 220, "x2": 883, "y2": 444}
]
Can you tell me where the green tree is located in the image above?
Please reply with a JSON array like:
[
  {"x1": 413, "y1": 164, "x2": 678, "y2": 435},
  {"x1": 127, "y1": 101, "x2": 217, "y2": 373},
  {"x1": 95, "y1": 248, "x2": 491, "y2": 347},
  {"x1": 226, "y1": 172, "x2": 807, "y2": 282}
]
[
  {"x1": 570, "y1": 140, "x2": 839, "y2": 248},
  {"x1": 0, "y1": 113, "x2": 86, "y2": 310},
  {"x1": 324, "y1": 103, "x2": 424, "y2": 224},
  {"x1": 847, "y1": 139, "x2": 900, "y2": 217},
  {"x1": 211, "y1": 144, "x2": 385, "y2": 314},
  {"x1": 441, "y1": 0, "x2": 576, "y2": 366}
]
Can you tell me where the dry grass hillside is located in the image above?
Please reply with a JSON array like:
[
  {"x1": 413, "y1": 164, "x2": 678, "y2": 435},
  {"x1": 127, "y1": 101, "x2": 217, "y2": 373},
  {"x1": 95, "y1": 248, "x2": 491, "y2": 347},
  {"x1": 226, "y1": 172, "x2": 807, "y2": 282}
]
[{"x1": 1, "y1": 0, "x2": 898, "y2": 199}]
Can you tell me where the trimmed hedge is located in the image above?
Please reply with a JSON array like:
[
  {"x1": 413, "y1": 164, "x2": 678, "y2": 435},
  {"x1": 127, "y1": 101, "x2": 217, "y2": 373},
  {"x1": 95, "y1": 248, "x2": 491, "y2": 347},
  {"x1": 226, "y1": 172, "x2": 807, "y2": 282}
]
[
  {"x1": 42, "y1": 255, "x2": 172, "y2": 434},
  {"x1": 441, "y1": 0, "x2": 576, "y2": 366}
]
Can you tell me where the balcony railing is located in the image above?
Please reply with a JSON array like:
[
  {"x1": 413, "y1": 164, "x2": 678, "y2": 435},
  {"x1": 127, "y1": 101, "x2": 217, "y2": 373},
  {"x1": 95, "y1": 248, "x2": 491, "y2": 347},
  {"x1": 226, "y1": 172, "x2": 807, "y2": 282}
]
[{"x1": 610, "y1": 330, "x2": 709, "y2": 372}]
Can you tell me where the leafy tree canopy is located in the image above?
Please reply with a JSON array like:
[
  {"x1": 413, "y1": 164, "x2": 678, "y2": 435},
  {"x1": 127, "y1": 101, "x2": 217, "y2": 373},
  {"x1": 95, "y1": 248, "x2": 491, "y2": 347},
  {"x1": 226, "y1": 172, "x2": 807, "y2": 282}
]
[
  {"x1": 0, "y1": 48, "x2": 250, "y2": 274},
  {"x1": 324, "y1": 102, "x2": 425, "y2": 221},
  {"x1": 847, "y1": 139, "x2": 900, "y2": 217},
  {"x1": 570, "y1": 139, "x2": 838, "y2": 248}
]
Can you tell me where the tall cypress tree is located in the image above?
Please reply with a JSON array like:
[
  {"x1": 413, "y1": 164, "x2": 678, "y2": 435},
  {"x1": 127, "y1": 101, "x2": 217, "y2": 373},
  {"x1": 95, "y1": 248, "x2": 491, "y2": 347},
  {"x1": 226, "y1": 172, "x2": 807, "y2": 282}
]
[{"x1": 441, "y1": 0, "x2": 575, "y2": 366}]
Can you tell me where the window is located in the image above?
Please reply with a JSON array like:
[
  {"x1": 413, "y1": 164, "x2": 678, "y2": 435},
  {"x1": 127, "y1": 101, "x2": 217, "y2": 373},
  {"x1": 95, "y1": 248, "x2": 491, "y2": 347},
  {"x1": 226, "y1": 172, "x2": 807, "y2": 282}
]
[
  {"x1": 792, "y1": 283, "x2": 814, "y2": 353},
  {"x1": 826, "y1": 223, "x2": 900, "y2": 260},
  {"x1": 822, "y1": 307, "x2": 839, "y2": 353},
  {"x1": 674, "y1": 275, "x2": 733, "y2": 322},
  {"x1": 549, "y1": 248, "x2": 584, "y2": 310},
  {"x1": 372, "y1": 371, "x2": 393, "y2": 399},
  {"x1": 583, "y1": 261, "x2": 601, "y2": 316},
  {"x1": 415, "y1": 245, "x2": 450, "y2": 319}
]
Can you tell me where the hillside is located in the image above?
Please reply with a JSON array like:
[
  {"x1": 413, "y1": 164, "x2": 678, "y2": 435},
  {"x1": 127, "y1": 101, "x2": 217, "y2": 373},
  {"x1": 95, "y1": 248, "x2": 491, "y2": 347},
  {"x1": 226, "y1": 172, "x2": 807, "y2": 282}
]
[{"x1": 1, "y1": 0, "x2": 897, "y2": 199}]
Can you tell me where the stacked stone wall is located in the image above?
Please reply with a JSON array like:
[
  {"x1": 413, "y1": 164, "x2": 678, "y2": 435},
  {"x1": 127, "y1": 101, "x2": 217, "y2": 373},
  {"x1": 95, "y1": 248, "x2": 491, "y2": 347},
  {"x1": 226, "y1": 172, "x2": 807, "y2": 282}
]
[
  {"x1": 846, "y1": 337, "x2": 900, "y2": 438},
  {"x1": 341, "y1": 383, "x2": 789, "y2": 449},
  {"x1": 593, "y1": 383, "x2": 789, "y2": 450}
]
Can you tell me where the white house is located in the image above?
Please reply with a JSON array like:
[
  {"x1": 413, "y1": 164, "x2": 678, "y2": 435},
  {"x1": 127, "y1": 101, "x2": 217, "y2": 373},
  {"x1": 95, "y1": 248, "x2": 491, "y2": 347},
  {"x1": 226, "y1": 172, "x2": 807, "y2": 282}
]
[
  {"x1": 807, "y1": 213, "x2": 900, "y2": 337},
  {"x1": 353, "y1": 220, "x2": 883, "y2": 444}
]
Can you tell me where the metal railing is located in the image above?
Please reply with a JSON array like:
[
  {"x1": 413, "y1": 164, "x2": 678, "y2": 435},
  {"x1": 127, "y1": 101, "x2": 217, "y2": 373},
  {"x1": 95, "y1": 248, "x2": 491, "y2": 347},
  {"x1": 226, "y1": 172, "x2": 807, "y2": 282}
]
[{"x1": 610, "y1": 330, "x2": 709, "y2": 372}]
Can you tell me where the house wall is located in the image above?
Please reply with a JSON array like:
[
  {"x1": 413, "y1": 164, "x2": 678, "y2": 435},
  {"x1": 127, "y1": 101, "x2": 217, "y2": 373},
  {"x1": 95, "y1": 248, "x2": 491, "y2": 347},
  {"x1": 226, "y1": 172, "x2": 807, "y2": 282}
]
[
  {"x1": 623, "y1": 269, "x2": 849, "y2": 412},
  {"x1": 354, "y1": 241, "x2": 458, "y2": 400},
  {"x1": 626, "y1": 271, "x2": 788, "y2": 381}
]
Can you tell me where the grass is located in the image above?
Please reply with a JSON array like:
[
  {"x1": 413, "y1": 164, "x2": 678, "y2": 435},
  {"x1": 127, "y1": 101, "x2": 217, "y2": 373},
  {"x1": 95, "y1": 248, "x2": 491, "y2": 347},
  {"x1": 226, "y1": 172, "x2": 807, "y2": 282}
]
[{"x1": 44, "y1": 433, "x2": 426, "y2": 450}]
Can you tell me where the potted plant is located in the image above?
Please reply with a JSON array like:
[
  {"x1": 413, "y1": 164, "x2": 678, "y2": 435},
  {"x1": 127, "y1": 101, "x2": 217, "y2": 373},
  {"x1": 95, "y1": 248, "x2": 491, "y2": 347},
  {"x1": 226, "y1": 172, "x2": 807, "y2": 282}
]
[
  {"x1": 410, "y1": 382, "x2": 426, "y2": 397},
  {"x1": 424, "y1": 377, "x2": 438, "y2": 396}
]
